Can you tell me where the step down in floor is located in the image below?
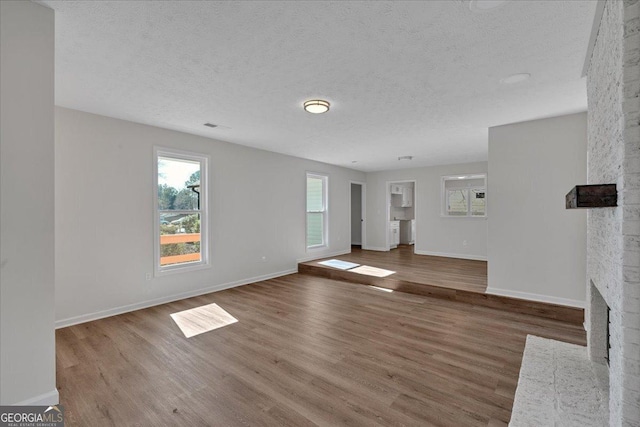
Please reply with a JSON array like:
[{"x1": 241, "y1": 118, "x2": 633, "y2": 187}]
[{"x1": 298, "y1": 262, "x2": 584, "y2": 325}]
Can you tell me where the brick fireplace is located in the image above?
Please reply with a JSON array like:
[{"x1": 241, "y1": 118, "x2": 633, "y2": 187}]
[{"x1": 586, "y1": 0, "x2": 640, "y2": 425}]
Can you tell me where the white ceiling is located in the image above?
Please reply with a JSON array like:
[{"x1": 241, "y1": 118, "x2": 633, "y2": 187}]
[{"x1": 38, "y1": 0, "x2": 596, "y2": 172}]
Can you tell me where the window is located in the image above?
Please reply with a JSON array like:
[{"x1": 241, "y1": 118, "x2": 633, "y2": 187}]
[
  {"x1": 154, "y1": 148, "x2": 209, "y2": 273},
  {"x1": 306, "y1": 173, "x2": 328, "y2": 248},
  {"x1": 441, "y1": 174, "x2": 486, "y2": 217}
]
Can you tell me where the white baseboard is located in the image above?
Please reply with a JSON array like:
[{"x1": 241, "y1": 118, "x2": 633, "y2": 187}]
[
  {"x1": 362, "y1": 246, "x2": 388, "y2": 252},
  {"x1": 296, "y1": 249, "x2": 351, "y2": 263},
  {"x1": 414, "y1": 250, "x2": 487, "y2": 261},
  {"x1": 485, "y1": 287, "x2": 586, "y2": 309},
  {"x1": 14, "y1": 389, "x2": 59, "y2": 406},
  {"x1": 55, "y1": 269, "x2": 297, "y2": 329}
]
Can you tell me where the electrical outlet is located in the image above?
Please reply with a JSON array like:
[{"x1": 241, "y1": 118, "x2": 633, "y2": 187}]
[
  {"x1": 463, "y1": 240, "x2": 468, "y2": 247},
  {"x1": 145, "y1": 273, "x2": 152, "y2": 281},
  {"x1": 261, "y1": 256, "x2": 267, "y2": 262}
]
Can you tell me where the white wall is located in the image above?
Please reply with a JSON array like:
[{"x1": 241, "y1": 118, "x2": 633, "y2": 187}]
[
  {"x1": 55, "y1": 107, "x2": 364, "y2": 326},
  {"x1": 0, "y1": 1, "x2": 57, "y2": 405},
  {"x1": 365, "y1": 162, "x2": 488, "y2": 259},
  {"x1": 487, "y1": 112, "x2": 587, "y2": 307}
]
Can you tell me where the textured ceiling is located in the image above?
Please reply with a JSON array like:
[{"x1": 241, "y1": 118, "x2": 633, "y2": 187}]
[{"x1": 38, "y1": 0, "x2": 596, "y2": 172}]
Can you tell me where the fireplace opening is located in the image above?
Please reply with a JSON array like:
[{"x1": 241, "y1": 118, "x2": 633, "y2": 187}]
[
  {"x1": 586, "y1": 280, "x2": 610, "y2": 421},
  {"x1": 605, "y1": 306, "x2": 611, "y2": 366},
  {"x1": 588, "y1": 280, "x2": 610, "y2": 366}
]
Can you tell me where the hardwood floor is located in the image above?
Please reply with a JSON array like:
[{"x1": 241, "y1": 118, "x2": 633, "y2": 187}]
[
  {"x1": 56, "y1": 274, "x2": 585, "y2": 426},
  {"x1": 299, "y1": 246, "x2": 583, "y2": 324},
  {"x1": 319, "y1": 245, "x2": 489, "y2": 293}
]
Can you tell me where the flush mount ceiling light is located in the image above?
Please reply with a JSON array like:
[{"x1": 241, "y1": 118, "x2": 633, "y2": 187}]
[
  {"x1": 501, "y1": 73, "x2": 531, "y2": 85},
  {"x1": 203, "y1": 123, "x2": 231, "y2": 130},
  {"x1": 398, "y1": 156, "x2": 413, "y2": 161},
  {"x1": 469, "y1": 0, "x2": 510, "y2": 11},
  {"x1": 303, "y1": 99, "x2": 330, "y2": 114}
]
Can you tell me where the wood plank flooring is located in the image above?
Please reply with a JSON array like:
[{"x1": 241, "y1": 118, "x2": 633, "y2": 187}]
[
  {"x1": 317, "y1": 245, "x2": 489, "y2": 293},
  {"x1": 300, "y1": 246, "x2": 584, "y2": 325},
  {"x1": 56, "y1": 274, "x2": 585, "y2": 426}
]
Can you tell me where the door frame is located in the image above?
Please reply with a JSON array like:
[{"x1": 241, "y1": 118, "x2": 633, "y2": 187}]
[
  {"x1": 385, "y1": 179, "x2": 417, "y2": 251},
  {"x1": 349, "y1": 181, "x2": 366, "y2": 250}
]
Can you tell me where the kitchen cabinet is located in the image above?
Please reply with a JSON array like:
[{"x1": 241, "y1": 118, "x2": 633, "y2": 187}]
[
  {"x1": 390, "y1": 184, "x2": 403, "y2": 195},
  {"x1": 401, "y1": 187, "x2": 413, "y2": 207},
  {"x1": 389, "y1": 221, "x2": 400, "y2": 249}
]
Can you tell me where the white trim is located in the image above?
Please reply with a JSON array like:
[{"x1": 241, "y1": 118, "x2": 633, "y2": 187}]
[
  {"x1": 386, "y1": 180, "x2": 417, "y2": 250},
  {"x1": 485, "y1": 287, "x2": 586, "y2": 309},
  {"x1": 441, "y1": 174, "x2": 487, "y2": 218},
  {"x1": 414, "y1": 249, "x2": 487, "y2": 261},
  {"x1": 151, "y1": 261, "x2": 211, "y2": 277},
  {"x1": 154, "y1": 146, "x2": 210, "y2": 276},
  {"x1": 306, "y1": 172, "x2": 329, "y2": 249},
  {"x1": 14, "y1": 389, "x2": 59, "y2": 406},
  {"x1": 362, "y1": 246, "x2": 389, "y2": 252},
  {"x1": 296, "y1": 249, "x2": 351, "y2": 263},
  {"x1": 439, "y1": 215, "x2": 488, "y2": 220},
  {"x1": 582, "y1": 0, "x2": 607, "y2": 77},
  {"x1": 55, "y1": 269, "x2": 296, "y2": 329},
  {"x1": 306, "y1": 244, "x2": 328, "y2": 251}
]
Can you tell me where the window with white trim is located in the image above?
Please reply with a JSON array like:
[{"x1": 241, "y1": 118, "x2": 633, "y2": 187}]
[
  {"x1": 306, "y1": 173, "x2": 328, "y2": 248},
  {"x1": 441, "y1": 174, "x2": 486, "y2": 217},
  {"x1": 154, "y1": 148, "x2": 209, "y2": 273}
]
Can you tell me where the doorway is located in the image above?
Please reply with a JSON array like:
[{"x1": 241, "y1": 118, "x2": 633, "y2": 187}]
[
  {"x1": 350, "y1": 182, "x2": 365, "y2": 248},
  {"x1": 386, "y1": 180, "x2": 417, "y2": 251}
]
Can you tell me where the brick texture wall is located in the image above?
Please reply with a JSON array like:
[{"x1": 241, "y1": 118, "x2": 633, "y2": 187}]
[{"x1": 587, "y1": 0, "x2": 640, "y2": 425}]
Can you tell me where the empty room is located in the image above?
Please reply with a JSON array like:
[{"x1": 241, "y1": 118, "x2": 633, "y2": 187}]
[{"x1": 1, "y1": 0, "x2": 638, "y2": 426}]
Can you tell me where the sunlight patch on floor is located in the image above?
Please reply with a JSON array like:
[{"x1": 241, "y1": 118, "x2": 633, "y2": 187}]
[
  {"x1": 368, "y1": 285, "x2": 394, "y2": 293},
  {"x1": 170, "y1": 302, "x2": 238, "y2": 338},
  {"x1": 350, "y1": 265, "x2": 396, "y2": 277},
  {"x1": 318, "y1": 259, "x2": 360, "y2": 270}
]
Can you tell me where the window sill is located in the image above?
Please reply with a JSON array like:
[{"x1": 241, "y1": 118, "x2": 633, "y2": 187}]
[{"x1": 155, "y1": 261, "x2": 210, "y2": 278}]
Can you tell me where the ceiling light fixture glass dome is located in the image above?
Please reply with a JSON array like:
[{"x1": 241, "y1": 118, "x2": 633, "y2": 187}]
[{"x1": 303, "y1": 99, "x2": 330, "y2": 114}]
